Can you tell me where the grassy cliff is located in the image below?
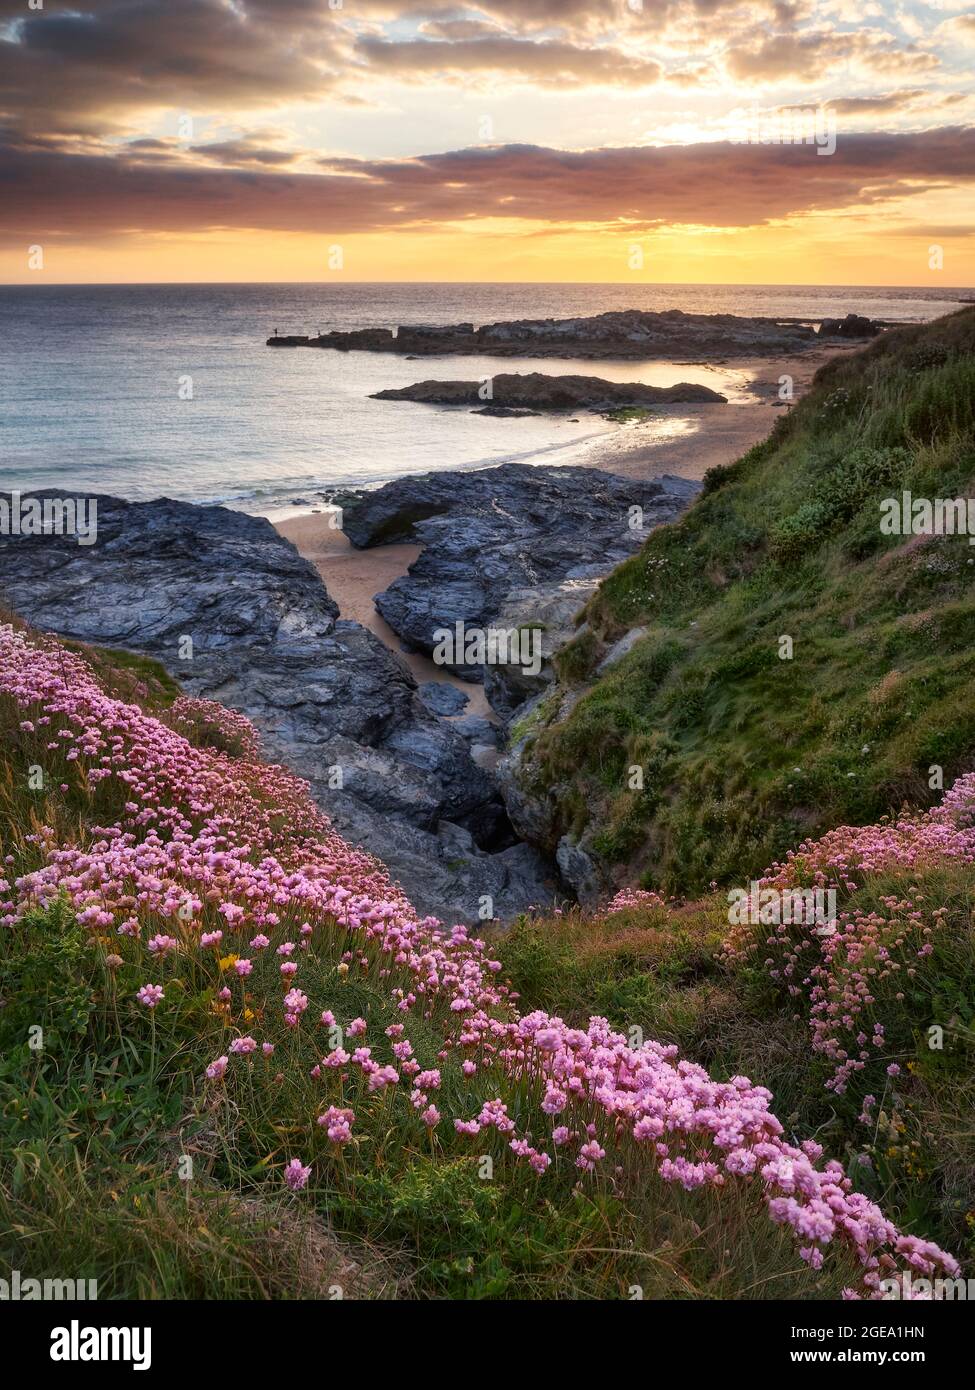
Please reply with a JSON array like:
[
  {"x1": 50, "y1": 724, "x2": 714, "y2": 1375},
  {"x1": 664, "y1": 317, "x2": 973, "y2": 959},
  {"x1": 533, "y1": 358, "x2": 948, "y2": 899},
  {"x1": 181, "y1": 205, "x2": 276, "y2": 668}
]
[{"x1": 512, "y1": 308, "x2": 975, "y2": 894}]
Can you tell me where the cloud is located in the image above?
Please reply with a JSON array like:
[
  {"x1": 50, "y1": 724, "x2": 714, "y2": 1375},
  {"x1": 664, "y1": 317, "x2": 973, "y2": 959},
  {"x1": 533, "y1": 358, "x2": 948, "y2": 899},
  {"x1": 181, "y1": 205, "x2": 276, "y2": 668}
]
[
  {"x1": 189, "y1": 138, "x2": 305, "y2": 168},
  {"x1": 354, "y1": 34, "x2": 664, "y2": 87},
  {"x1": 725, "y1": 29, "x2": 940, "y2": 83},
  {"x1": 938, "y1": 13, "x2": 975, "y2": 44},
  {"x1": 3, "y1": 127, "x2": 973, "y2": 245},
  {"x1": 0, "y1": 0, "x2": 343, "y2": 135},
  {"x1": 823, "y1": 90, "x2": 927, "y2": 115}
]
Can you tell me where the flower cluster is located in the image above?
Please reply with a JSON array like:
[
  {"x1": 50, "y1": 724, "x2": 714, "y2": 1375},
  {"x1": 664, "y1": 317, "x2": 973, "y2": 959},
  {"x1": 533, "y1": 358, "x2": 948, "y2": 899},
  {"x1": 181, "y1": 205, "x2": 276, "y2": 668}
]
[
  {"x1": 0, "y1": 623, "x2": 960, "y2": 1297},
  {"x1": 168, "y1": 695, "x2": 263, "y2": 761},
  {"x1": 604, "y1": 887, "x2": 667, "y2": 915},
  {"x1": 722, "y1": 780, "x2": 975, "y2": 1093}
]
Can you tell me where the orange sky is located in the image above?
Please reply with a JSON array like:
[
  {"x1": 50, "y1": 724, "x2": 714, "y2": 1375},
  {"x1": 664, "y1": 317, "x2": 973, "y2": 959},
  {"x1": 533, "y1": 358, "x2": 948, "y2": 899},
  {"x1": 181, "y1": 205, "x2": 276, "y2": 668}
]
[{"x1": 1, "y1": 0, "x2": 973, "y2": 285}]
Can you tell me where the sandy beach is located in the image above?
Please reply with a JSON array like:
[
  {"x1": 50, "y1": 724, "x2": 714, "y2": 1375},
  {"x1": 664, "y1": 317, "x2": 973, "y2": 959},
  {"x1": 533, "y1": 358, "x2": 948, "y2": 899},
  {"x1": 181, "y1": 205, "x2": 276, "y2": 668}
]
[
  {"x1": 576, "y1": 344, "x2": 848, "y2": 481},
  {"x1": 276, "y1": 344, "x2": 847, "y2": 704}
]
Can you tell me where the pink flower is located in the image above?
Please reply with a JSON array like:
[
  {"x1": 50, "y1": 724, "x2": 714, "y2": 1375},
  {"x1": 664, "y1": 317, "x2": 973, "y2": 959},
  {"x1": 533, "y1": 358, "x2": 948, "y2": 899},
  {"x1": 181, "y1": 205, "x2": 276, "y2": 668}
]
[
  {"x1": 367, "y1": 1064, "x2": 399, "y2": 1092},
  {"x1": 205, "y1": 1055, "x2": 228, "y2": 1079},
  {"x1": 136, "y1": 984, "x2": 164, "y2": 1008},
  {"x1": 230, "y1": 1036, "x2": 257, "y2": 1054},
  {"x1": 284, "y1": 1158, "x2": 311, "y2": 1191},
  {"x1": 346, "y1": 1017, "x2": 367, "y2": 1038},
  {"x1": 421, "y1": 1105, "x2": 441, "y2": 1129},
  {"x1": 234, "y1": 958, "x2": 253, "y2": 976},
  {"x1": 576, "y1": 1140, "x2": 606, "y2": 1172},
  {"x1": 283, "y1": 988, "x2": 308, "y2": 1016},
  {"x1": 318, "y1": 1106, "x2": 354, "y2": 1144}
]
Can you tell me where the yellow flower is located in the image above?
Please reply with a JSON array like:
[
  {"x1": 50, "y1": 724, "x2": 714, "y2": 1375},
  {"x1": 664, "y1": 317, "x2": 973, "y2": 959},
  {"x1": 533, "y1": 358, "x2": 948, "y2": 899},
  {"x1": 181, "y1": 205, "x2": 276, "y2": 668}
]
[{"x1": 218, "y1": 954, "x2": 239, "y2": 972}]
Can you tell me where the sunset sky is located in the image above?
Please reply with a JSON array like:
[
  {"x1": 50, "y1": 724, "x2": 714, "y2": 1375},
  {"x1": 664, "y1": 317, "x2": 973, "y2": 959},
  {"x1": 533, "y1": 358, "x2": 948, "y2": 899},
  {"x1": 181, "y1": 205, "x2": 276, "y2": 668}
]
[{"x1": 1, "y1": 0, "x2": 973, "y2": 283}]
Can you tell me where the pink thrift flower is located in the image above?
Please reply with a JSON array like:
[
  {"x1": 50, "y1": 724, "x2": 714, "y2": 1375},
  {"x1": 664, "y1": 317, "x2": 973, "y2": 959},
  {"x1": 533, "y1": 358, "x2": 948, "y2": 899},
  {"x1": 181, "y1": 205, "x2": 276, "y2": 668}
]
[{"x1": 284, "y1": 1158, "x2": 311, "y2": 1191}]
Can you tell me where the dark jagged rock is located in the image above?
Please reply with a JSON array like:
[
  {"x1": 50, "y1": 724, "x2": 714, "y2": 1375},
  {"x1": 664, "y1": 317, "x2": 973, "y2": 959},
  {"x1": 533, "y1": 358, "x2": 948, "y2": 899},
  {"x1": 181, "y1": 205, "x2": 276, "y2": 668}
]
[
  {"x1": 453, "y1": 715, "x2": 501, "y2": 749},
  {"x1": 342, "y1": 463, "x2": 700, "y2": 687},
  {"x1": 483, "y1": 580, "x2": 601, "y2": 719},
  {"x1": 418, "y1": 681, "x2": 469, "y2": 716},
  {"x1": 268, "y1": 308, "x2": 833, "y2": 361},
  {"x1": 372, "y1": 372, "x2": 726, "y2": 410},
  {"x1": 817, "y1": 314, "x2": 882, "y2": 339},
  {"x1": 0, "y1": 491, "x2": 557, "y2": 924}
]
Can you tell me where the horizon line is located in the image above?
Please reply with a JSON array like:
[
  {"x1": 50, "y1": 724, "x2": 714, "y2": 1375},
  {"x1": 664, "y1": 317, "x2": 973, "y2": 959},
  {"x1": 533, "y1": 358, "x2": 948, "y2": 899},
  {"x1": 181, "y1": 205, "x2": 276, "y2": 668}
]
[{"x1": 2, "y1": 278, "x2": 972, "y2": 291}]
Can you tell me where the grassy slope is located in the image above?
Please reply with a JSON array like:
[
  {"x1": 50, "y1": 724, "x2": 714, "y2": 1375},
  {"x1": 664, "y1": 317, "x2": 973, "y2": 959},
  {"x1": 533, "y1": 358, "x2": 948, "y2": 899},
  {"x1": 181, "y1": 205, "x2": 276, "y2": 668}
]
[
  {"x1": 495, "y1": 859, "x2": 975, "y2": 1270},
  {"x1": 514, "y1": 308, "x2": 975, "y2": 894},
  {"x1": 0, "y1": 632, "x2": 853, "y2": 1300}
]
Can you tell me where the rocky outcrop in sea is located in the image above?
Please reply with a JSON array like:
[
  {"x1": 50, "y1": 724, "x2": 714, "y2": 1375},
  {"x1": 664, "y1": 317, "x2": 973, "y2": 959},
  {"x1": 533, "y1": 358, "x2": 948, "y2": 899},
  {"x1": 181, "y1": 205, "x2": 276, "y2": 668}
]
[
  {"x1": 371, "y1": 372, "x2": 727, "y2": 410},
  {"x1": 268, "y1": 308, "x2": 883, "y2": 361},
  {"x1": 0, "y1": 493, "x2": 557, "y2": 925}
]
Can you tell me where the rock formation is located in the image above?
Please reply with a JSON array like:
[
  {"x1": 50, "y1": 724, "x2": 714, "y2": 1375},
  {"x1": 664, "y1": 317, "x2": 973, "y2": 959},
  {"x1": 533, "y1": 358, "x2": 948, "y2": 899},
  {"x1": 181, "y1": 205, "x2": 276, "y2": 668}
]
[
  {"x1": 0, "y1": 492, "x2": 557, "y2": 924},
  {"x1": 371, "y1": 372, "x2": 726, "y2": 410},
  {"x1": 268, "y1": 308, "x2": 882, "y2": 361}
]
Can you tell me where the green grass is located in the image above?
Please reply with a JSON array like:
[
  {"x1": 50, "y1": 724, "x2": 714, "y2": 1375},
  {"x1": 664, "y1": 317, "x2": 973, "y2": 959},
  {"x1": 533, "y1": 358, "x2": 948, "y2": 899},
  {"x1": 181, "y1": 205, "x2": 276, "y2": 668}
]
[
  {"x1": 510, "y1": 308, "x2": 975, "y2": 893},
  {"x1": 0, "y1": 897, "x2": 843, "y2": 1300},
  {"x1": 0, "y1": 633, "x2": 860, "y2": 1300},
  {"x1": 495, "y1": 860, "x2": 975, "y2": 1269}
]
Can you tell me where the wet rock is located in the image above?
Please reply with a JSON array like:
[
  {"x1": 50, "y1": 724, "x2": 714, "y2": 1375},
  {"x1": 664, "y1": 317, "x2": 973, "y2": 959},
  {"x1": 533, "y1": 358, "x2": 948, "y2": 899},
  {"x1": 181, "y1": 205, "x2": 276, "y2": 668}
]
[
  {"x1": 452, "y1": 715, "x2": 502, "y2": 749},
  {"x1": 342, "y1": 463, "x2": 699, "y2": 688},
  {"x1": 418, "y1": 681, "x2": 470, "y2": 716},
  {"x1": 0, "y1": 491, "x2": 557, "y2": 925}
]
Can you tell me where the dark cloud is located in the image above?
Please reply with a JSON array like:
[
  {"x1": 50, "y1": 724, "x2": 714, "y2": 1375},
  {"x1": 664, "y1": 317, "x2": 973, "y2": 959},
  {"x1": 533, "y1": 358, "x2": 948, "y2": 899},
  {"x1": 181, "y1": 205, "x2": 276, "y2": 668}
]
[
  {"x1": 2, "y1": 128, "x2": 973, "y2": 243},
  {"x1": 0, "y1": 0, "x2": 342, "y2": 134},
  {"x1": 189, "y1": 138, "x2": 303, "y2": 167}
]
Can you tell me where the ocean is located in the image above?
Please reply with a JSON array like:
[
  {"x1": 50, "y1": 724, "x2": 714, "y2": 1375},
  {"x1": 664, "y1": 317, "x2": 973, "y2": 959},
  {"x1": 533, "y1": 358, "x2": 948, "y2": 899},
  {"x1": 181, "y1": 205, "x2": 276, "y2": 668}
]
[{"x1": 0, "y1": 282, "x2": 968, "y2": 515}]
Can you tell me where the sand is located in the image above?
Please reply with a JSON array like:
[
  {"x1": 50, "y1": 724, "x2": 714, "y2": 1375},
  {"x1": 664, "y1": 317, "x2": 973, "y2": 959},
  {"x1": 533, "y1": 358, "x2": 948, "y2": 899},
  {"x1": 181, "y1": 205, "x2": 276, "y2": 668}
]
[
  {"x1": 276, "y1": 344, "x2": 848, "y2": 711},
  {"x1": 577, "y1": 345, "x2": 847, "y2": 482},
  {"x1": 275, "y1": 514, "x2": 498, "y2": 722}
]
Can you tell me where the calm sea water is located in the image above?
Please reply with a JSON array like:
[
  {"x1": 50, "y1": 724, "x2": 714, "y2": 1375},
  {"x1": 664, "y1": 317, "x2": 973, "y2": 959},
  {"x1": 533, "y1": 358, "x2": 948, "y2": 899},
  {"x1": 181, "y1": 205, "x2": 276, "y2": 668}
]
[{"x1": 0, "y1": 283, "x2": 967, "y2": 513}]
